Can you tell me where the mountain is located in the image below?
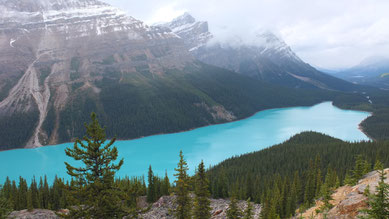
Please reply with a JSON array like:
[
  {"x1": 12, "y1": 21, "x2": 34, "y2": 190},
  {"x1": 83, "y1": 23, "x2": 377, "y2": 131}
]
[
  {"x1": 333, "y1": 56, "x2": 389, "y2": 89},
  {"x1": 0, "y1": 0, "x2": 333, "y2": 150},
  {"x1": 161, "y1": 13, "x2": 357, "y2": 91},
  {"x1": 0, "y1": 0, "x2": 192, "y2": 148}
]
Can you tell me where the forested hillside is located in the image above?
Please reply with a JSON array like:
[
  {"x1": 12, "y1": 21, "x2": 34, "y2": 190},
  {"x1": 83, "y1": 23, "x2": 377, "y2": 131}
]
[
  {"x1": 49, "y1": 63, "x2": 335, "y2": 148},
  {"x1": 207, "y1": 132, "x2": 389, "y2": 218},
  {"x1": 333, "y1": 89, "x2": 389, "y2": 140}
]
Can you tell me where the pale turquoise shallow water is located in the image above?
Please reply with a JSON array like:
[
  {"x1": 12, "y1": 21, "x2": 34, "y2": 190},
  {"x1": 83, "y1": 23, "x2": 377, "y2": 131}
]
[{"x1": 0, "y1": 102, "x2": 371, "y2": 183}]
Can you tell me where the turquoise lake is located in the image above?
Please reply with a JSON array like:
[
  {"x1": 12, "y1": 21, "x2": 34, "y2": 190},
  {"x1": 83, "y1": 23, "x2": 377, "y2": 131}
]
[{"x1": 0, "y1": 102, "x2": 371, "y2": 183}]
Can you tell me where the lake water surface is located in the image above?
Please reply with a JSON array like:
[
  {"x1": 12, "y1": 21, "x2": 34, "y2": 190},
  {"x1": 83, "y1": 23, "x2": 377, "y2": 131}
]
[{"x1": 0, "y1": 102, "x2": 371, "y2": 183}]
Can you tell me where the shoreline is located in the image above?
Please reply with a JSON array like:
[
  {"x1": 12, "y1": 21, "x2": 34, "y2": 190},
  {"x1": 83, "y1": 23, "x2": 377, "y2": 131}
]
[
  {"x1": 358, "y1": 115, "x2": 376, "y2": 141},
  {"x1": 0, "y1": 100, "x2": 372, "y2": 152}
]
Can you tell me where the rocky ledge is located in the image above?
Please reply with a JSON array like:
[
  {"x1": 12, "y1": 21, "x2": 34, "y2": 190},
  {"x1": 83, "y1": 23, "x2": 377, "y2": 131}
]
[{"x1": 302, "y1": 168, "x2": 389, "y2": 219}]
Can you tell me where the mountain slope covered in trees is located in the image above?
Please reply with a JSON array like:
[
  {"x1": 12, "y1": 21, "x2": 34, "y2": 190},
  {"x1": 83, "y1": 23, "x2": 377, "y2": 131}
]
[{"x1": 207, "y1": 132, "x2": 389, "y2": 217}]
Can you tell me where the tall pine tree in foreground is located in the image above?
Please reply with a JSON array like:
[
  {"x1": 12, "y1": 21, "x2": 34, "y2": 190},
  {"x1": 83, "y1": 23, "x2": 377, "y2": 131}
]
[
  {"x1": 193, "y1": 160, "x2": 211, "y2": 219},
  {"x1": 64, "y1": 112, "x2": 125, "y2": 218},
  {"x1": 174, "y1": 150, "x2": 191, "y2": 219}
]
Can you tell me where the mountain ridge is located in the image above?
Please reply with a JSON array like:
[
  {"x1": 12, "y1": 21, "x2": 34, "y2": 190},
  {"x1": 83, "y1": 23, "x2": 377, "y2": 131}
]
[
  {"x1": 332, "y1": 56, "x2": 389, "y2": 89},
  {"x1": 161, "y1": 13, "x2": 358, "y2": 91}
]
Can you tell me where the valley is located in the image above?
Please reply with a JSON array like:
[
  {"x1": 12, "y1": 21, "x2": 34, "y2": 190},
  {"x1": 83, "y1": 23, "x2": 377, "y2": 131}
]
[
  {"x1": 0, "y1": 102, "x2": 370, "y2": 184},
  {"x1": 1, "y1": 0, "x2": 389, "y2": 218}
]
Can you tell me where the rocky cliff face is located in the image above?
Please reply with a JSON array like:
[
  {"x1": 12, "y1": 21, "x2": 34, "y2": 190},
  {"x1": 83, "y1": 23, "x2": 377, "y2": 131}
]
[
  {"x1": 0, "y1": 0, "x2": 191, "y2": 148},
  {"x1": 302, "y1": 168, "x2": 389, "y2": 218},
  {"x1": 162, "y1": 13, "x2": 356, "y2": 91}
]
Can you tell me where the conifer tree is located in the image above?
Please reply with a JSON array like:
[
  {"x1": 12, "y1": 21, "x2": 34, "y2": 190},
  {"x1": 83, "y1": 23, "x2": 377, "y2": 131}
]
[
  {"x1": 215, "y1": 167, "x2": 229, "y2": 199},
  {"x1": 174, "y1": 150, "x2": 191, "y2": 219},
  {"x1": 353, "y1": 155, "x2": 366, "y2": 184},
  {"x1": 344, "y1": 171, "x2": 354, "y2": 185},
  {"x1": 315, "y1": 168, "x2": 322, "y2": 198},
  {"x1": 27, "y1": 188, "x2": 33, "y2": 210},
  {"x1": 39, "y1": 176, "x2": 50, "y2": 209},
  {"x1": 10, "y1": 181, "x2": 18, "y2": 210},
  {"x1": 320, "y1": 183, "x2": 333, "y2": 210},
  {"x1": 147, "y1": 165, "x2": 156, "y2": 203},
  {"x1": 0, "y1": 186, "x2": 11, "y2": 218},
  {"x1": 363, "y1": 168, "x2": 389, "y2": 219},
  {"x1": 193, "y1": 160, "x2": 211, "y2": 219},
  {"x1": 162, "y1": 170, "x2": 170, "y2": 196},
  {"x1": 364, "y1": 185, "x2": 371, "y2": 197},
  {"x1": 2, "y1": 178, "x2": 11, "y2": 203},
  {"x1": 243, "y1": 198, "x2": 254, "y2": 219},
  {"x1": 29, "y1": 177, "x2": 39, "y2": 209},
  {"x1": 304, "y1": 159, "x2": 316, "y2": 207},
  {"x1": 64, "y1": 112, "x2": 125, "y2": 218},
  {"x1": 363, "y1": 160, "x2": 371, "y2": 176},
  {"x1": 18, "y1": 177, "x2": 28, "y2": 210},
  {"x1": 227, "y1": 195, "x2": 242, "y2": 219},
  {"x1": 375, "y1": 160, "x2": 384, "y2": 171}
]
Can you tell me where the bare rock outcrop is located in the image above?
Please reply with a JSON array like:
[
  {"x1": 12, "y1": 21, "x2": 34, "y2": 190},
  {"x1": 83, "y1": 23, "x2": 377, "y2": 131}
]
[
  {"x1": 138, "y1": 195, "x2": 261, "y2": 219},
  {"x1": 302, "y1": 168, "x2": 389, "y2": 219},
  {"x1": 7, "y1": 209, "x2": 61, "y2": 219}
]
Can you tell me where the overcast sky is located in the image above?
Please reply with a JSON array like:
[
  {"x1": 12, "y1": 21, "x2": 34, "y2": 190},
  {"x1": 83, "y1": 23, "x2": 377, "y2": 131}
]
[{"x1": 103, "y1": 0, "x2": 389, "y2": 70}]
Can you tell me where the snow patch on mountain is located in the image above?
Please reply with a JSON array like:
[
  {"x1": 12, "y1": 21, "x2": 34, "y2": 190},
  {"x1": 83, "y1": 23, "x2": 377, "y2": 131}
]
[
  {"x1": 161, "y1": 13, "x2": 300, "y2": 61},
  {"x1": 0, "y1": 0, "x2": 180, "y2": 41}
]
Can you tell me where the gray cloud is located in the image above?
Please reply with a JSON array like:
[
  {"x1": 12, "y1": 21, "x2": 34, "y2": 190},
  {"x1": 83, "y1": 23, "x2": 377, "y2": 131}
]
[{"x1": 103, "y1": 0, "x2": 389, "y2": 69}]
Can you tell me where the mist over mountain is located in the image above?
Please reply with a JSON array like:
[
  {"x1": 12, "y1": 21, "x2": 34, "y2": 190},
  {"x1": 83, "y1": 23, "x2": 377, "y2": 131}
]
[{"x1": 161, "y1": 13, "x2": 357, "y2": 91}]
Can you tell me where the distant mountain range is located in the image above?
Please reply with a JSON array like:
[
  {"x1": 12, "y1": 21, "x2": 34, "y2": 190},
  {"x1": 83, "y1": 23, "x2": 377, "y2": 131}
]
[
  {"x1": 0, "y1": 0, "x2": 359, "y2": 149},
  {"x1": 330, "y1": 56, "x2": 389, "y2": 89},
  {"x1": 161, "y1": 13, "x2": 357, "y2": 91}
]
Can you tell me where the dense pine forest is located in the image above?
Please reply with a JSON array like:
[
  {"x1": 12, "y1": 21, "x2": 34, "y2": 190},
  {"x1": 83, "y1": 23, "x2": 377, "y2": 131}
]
[
  {"x1": 207, "y1": 132, "x2": 389, "y2": 218},
  {"x1": 56, "y1": 63, "x2": 336, "y2": 147}
]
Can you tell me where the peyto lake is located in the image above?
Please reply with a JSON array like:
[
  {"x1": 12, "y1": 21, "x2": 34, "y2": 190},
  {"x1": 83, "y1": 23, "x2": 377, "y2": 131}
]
[{"x1": 0, "y1": 102, "x2": 371, "y2": 183}]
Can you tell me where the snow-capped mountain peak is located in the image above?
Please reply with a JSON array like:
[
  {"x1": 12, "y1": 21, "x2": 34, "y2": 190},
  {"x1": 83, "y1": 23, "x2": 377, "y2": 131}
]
[
  {"x1": 163, "y1": 13, "x2": 299, "y2": 61},
  {"x1": 162, "y1": 13, "x2": 352, "y2": 91},
  {"x1": 160, "y1": 13, "x2": 212, "y2": 51},
  {"x1": 168, "y1": 12, "x2": 196, "y2": 29}
]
